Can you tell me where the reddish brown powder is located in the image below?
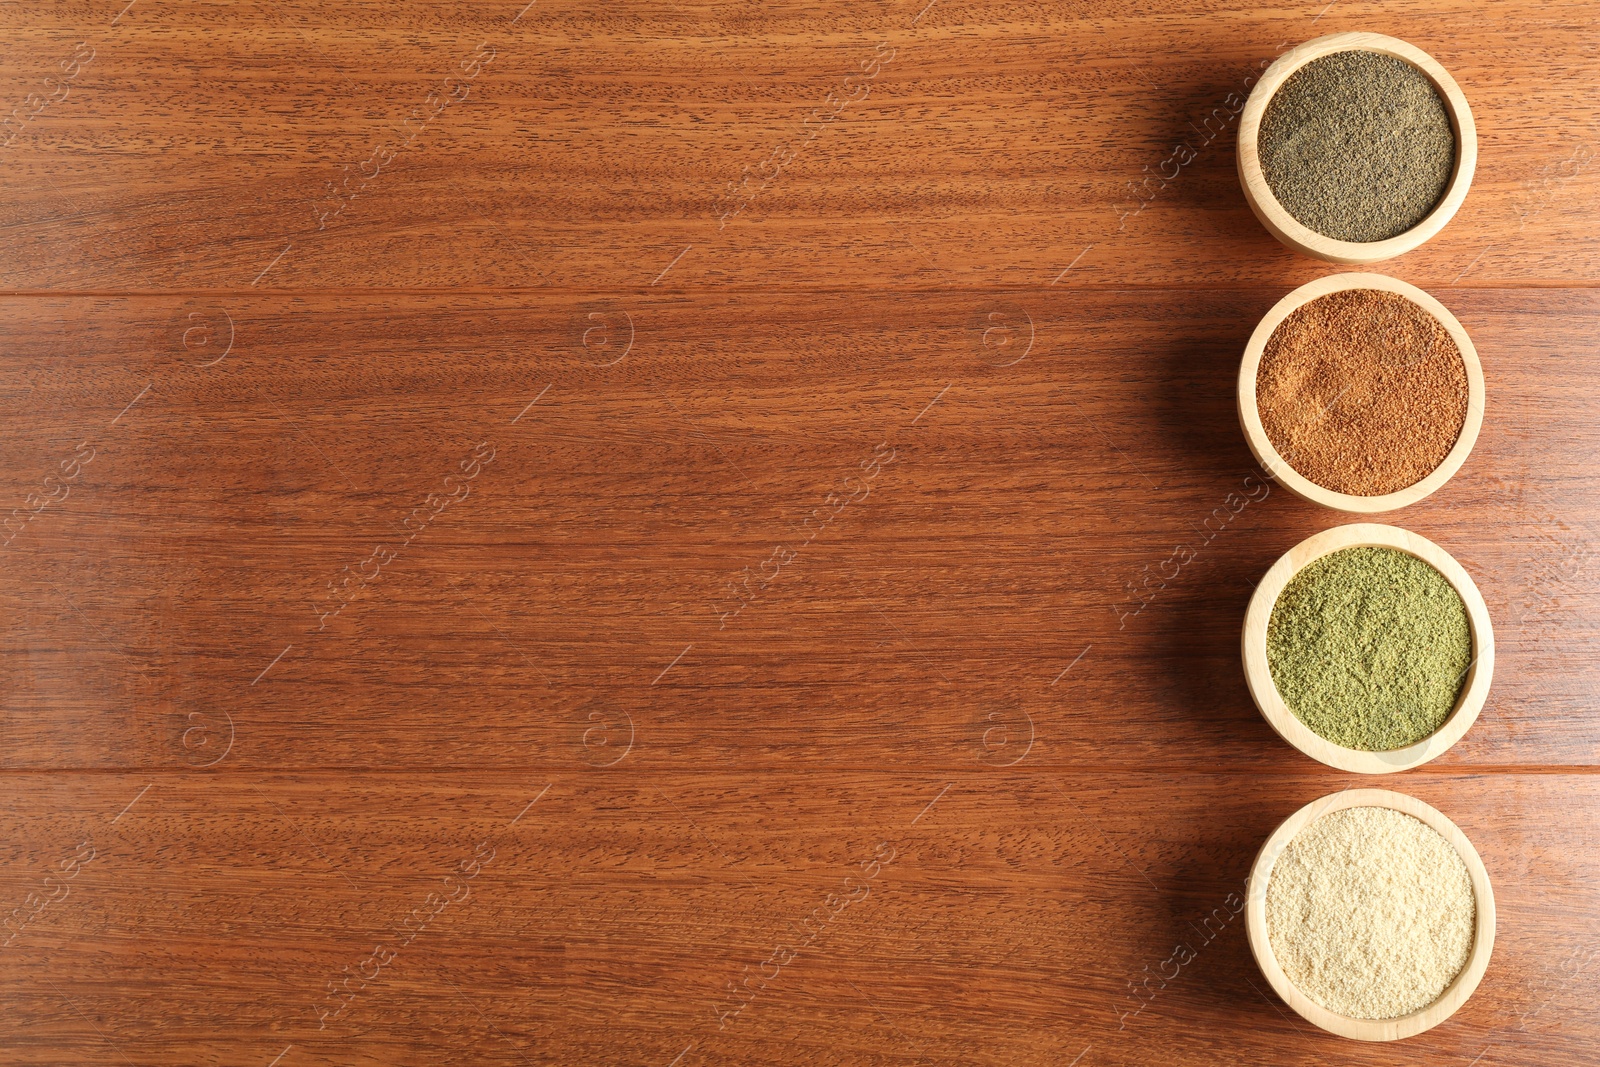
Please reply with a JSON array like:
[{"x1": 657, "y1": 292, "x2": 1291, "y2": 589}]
[{"x1": 1256, "y1": 289, "x2": 1468, "y2": 496}]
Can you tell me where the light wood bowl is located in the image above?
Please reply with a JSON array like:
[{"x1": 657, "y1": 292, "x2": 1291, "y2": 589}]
[
  {"x1": 1237, "y1": 32, "x2": 1477, "y2": 263},
  {"x1": 1246, "y1": 788, "x2": 1496, "y2": 1040},
  {"x1": 1241, "y1": 523, "x2": 1493, "y2": 774},
  {"x1": 1238, "y1": 272, "x2": 1484, "y2": 513}
]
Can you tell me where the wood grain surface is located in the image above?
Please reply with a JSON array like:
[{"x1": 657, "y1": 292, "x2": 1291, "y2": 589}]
[{"x1": 2, "y1": 1, "x2": 1598, "y2": 1064}]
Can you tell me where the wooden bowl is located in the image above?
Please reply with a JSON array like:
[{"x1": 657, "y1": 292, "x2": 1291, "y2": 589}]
[
  {"x1": 1237, "y1": 32, "x2": 1477, "y2": 263},
  {"x1": 1241, "y1": 523, "x2": 1493, "y2": 774},
  {"x1": 1246, "y1": 788, "x2": 1496, "y2": 1040},
  {"x1": 1238, "y1": 272, "x2": 1484, "y2": 513}
]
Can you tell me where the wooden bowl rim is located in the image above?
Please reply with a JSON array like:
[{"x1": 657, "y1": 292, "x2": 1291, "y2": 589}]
[
  {"x1": 1237, "y1": 31, "x2": 1478, "y2": 264},
  {"x1": 1245, "y1": 788, "x2": 1496, "y2": 1041},
  {"x1": 1237, "y1": 271, "x2": 1485, "y2": 514},
  {"x1": 1240, "y1": 522, "x2": 1495, "y2": 774}
]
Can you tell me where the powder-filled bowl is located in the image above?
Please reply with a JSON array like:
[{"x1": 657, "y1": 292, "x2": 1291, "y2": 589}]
[
  {"x1": 1238, "y1": 272, "x2": 1484, "y2": 513},
  {"x1": 1241, "y1": 523, "x2": 1493, "y2": 774},
  {"x1": 1237, "y1": 32, "x2": 1477, "y2": 264},
  {"x1": 1246, "y1": 788, "x2": 1495, "y2": 1040}
]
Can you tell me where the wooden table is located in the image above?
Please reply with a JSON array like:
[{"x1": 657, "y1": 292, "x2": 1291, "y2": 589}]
[{"x1": 3, "y1": 2, "x2": 1598, "y2": 1064}]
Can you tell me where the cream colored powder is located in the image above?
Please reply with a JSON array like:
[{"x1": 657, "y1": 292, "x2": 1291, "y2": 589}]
[{"x1": 1266, "y1": 806, "x2": 1475, "y2": 1019}]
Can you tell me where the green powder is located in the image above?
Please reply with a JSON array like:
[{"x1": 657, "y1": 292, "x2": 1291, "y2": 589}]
[
  {"x1": 1267, "y1": 547, "x2": 1471, "y2": 751},
  {"x1": 1259, "y1": 50, "x2": 1456, "y2": 243}
]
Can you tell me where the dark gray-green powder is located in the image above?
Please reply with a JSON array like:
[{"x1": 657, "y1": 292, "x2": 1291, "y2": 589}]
[
  {"x1": 1259, "y1": 50, "x2": 1456, "y2": 243},
  {"x1": 1267, "y1": 546, "x2": 1472, "y2": 751}
]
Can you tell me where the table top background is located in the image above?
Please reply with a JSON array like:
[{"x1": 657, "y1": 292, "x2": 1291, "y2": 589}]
[{"x1": 2, "y1": 1, "x2": 1598, "y2": 1064}]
